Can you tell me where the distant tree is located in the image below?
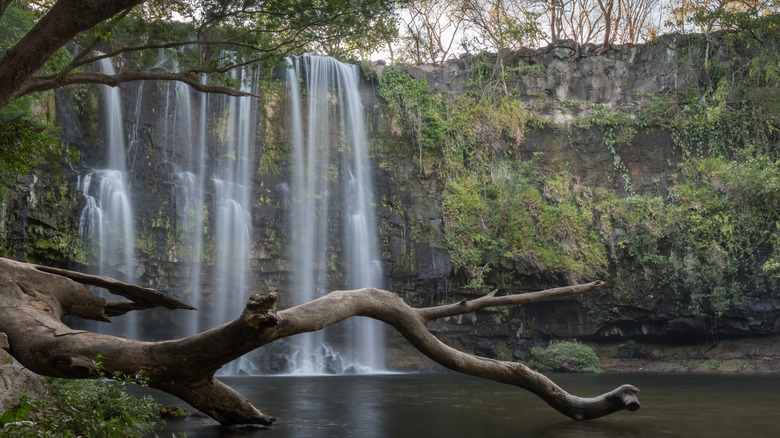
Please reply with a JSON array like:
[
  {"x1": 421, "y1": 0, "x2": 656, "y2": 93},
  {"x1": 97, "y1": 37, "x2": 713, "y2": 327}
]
[
  {"x1": 522, "y1": 0, "x2": 570, "y2": 44},
  {"x1": 596, "y1": 0, "x2": 621, "y2": 51},
  {"x1": 615, "y1": 0, "x2": 661, "y2": 43},
  {"x1": 456, "y1": 0, "x2": 541, "y2": 54},
  {"x1": 454, "y1": 0, "x2": 541, "y2": 94},
  {"x1": 396, "y1": 0, "x2": 465, "y2": 65},
  {"x1": 664, "y1": 1, "x2": 780, "y2": 68},
  {"x1": 665, "y1": 0, "x2": 780, "y2": 34},
  {"x1": 547, "y1": 0, "x2": 568, "y2": 43},
  {"x1": 561, "y1": 0, "x2": 604, "y2": 44},
  {"x1": 524, "y1": 0, "x2": 659, "y2": 46}
]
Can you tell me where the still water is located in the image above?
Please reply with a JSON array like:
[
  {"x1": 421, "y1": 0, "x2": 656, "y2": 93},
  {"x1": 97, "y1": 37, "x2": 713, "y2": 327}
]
[{"x1": 148, "y1": 373, "x2": 780, "y2": 437}]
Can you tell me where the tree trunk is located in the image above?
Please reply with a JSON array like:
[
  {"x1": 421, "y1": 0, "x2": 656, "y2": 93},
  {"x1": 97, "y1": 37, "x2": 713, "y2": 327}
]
[
  {"x1": 0, "y1": 0, "x2": 144, "y2": 111},
  {"x1": 0, "y1": 257, "x2": 639, "y2": 426}
]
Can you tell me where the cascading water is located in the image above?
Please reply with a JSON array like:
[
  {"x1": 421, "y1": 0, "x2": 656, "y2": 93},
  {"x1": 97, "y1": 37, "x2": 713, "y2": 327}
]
[
  {"x1": 285, "y1": 54, "x2": 384, "y2": 374},
  {"x1": 77, "y1": 56, "x2": 137, "y2": 339},
  {"x1": 153, "y1": 56, "x2": 256, "y2": 368},
  {"x1": 180, "y1": 78, "x2": 208, "y2": 338},
  {"x1": 160, "y1": 55, "x2": 208, "y2": 339},
  {"x1": 210, "y1": 70, "x2": 257, "y2": 374},
  {"x1": 70, "y1": 52, "x2": 383, "y2": 373}
]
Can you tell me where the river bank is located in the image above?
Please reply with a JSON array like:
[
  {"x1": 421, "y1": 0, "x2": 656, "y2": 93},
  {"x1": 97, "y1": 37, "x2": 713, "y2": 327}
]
[
  {"x1": 592, "y1": 336, "x2": 780, "y2": 373},
  {"x1": 382, "y1": 335, "x2": 780, "y2": 374}
]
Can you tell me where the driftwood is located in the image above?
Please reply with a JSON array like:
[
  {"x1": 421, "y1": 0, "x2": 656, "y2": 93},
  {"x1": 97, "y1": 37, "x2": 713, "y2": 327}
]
[{"x1": 0, "y1": 256, "x2": 639, "y2": 425}]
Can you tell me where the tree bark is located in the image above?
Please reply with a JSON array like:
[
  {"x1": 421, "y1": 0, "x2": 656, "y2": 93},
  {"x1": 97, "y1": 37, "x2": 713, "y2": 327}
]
[
  {"x1": 0, "y1": 257, "x2": 639, "y2": 426},
  {"x1": 13, "y1": 70, "x2": 260, "y2": 100},
  {"x1": 0, "y1": 0, "x2": 13, "y2": 21},
  {"x1": 0, "y1": 0, "x2": 145, "y2": 110}
]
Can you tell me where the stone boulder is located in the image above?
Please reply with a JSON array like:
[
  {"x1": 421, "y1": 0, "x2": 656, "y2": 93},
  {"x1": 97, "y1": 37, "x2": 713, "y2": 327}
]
[{"x1": 1, "y1": 333, "x2": 49, "y2": 412}]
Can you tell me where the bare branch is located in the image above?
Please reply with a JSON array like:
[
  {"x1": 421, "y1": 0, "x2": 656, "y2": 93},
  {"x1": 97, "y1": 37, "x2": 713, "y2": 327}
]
[
  {"x1": 33, "y1": 264, "x2": 194, "y2": 313},
  {"x1": 417, "y1": 280, "x2": 605, "y2": 322},
  {"x1": 16, "y1": 71, "x2": 260, "y2": 98},
  {"x1": 0, "y1": 257, "x2": 637, "y2": 427}
]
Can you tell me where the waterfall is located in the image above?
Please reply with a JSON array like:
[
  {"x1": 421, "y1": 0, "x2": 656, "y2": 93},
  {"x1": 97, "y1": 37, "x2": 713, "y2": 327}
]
[
  {"x1": 143, "y1": 55, "x2": 256, "y2": 371},
  {"x1": 286, "y1": 54, "x2": 385, "y2": 374},
  {"x1": 77, "y1": 56, "x2": 137, "y2": 339},
  {"x1": 156, "y1": 57, "x2": 256, "y2": 372},
  {"x1": 182, "y1": 76, "x2": 208, "y2": 338},
  {"x1": 70, "y1": 52, "x2": 383, "y2": 373},
  {"x1": 163, "y1": 58, "x2": 207, "y2": 339},
  {"x1": 211, "y1": 70, "x2": 257, "y2": 375}
]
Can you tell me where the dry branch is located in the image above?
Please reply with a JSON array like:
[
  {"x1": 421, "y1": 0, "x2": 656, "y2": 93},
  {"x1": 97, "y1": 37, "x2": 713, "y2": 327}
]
[
  {"x1": 16, "y1": 71, "x2": 259, "y2": 99},
  {"x1": 33, "y1": 264, "x2": 194, "y2": 315},
  {"x1": 0, "y1": 257, "x2": 639, "y2": 426}
]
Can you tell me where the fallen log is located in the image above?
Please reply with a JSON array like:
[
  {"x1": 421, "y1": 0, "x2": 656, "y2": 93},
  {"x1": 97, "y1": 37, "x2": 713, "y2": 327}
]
[{"x1": 0, "y1": 257, "x2": 639, "y2": 426}]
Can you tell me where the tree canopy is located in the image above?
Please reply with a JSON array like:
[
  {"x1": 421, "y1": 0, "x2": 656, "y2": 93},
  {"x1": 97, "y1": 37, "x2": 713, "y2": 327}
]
[
  {"x1": 0, "y1": 0, "x2": 398, "y2": 189},
  {"x1": 0, "y1": 0, "x2": 398, "y2": 113}
]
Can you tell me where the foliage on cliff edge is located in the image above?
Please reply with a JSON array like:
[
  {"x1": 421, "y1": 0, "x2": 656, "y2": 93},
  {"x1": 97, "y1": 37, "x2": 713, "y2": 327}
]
[{"x1": 377, "y1": 21, "x2": 780, "y2": 327}]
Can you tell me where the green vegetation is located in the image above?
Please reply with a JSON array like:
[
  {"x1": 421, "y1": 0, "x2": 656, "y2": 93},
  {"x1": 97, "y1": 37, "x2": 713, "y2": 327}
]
[
  {"x1": 0, "y1": 403, "x2": 30, "y2": 430},
  {"x1": 0, "y1": 357, "x2": 161, "y2": 438},
  {"x1": 0, "y1": 2, "x2": 79, "y2": 194},
  {"x1": 526, "y1": 341, "x2": 602, "y2": 373},
  {"x1": 378, "y1": 69, "x2": 445, "y2": 171},
  {"x1": 377, "y1": 13, "x2": 780, "y2": 328},
  {"x1": 379, "y1": 66, "x2": 607, "y2": 290},
  {"x1": 0, "y1": 100, "x2": 70, "y2": 196}
]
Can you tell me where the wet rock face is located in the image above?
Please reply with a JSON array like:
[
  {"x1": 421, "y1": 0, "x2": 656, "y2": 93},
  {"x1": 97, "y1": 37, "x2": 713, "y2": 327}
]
[
  {"x1": 521, "y1": 125, "x2": 678, "y2": 196},
  {"x1": 393, "y1": 58, "x2": 469, "y2": 95},
  {"x1": 374, "y1": 161, "x2": 453, "y2": 306},
  {"x1": 0, "y1": 171, "x2": 84, "y2": 267}
]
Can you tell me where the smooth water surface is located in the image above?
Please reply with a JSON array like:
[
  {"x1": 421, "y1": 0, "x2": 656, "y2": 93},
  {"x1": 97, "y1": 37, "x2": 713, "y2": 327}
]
[{"x1": 148, "y1": 373, "x2": 780, "y2": 437}]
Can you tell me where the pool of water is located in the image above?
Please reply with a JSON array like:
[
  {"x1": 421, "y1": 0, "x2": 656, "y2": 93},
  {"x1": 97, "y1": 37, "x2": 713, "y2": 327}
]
[{"x1": 146, "y1": 373, "x2": 780, "y2": 437}]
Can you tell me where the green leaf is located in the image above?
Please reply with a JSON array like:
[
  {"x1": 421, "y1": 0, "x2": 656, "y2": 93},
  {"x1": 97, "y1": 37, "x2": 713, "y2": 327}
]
[{"x1": 0, "y1": 401, "x2": 32, "y2": 426}]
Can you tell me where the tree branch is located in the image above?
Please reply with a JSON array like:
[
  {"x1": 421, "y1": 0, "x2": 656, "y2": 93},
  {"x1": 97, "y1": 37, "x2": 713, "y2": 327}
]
[
  {"x1": 418, "y1": 281, "x2": 605, "y2": 322},
  {"x1": 0, "y1": 257, "x2": 638, "y2": 427},
  {"x1": 70, "y1": 39, "x2": 276, "y2": 72},
  {"x1": 16, "y1": 71, "x2": 260, "y2": 98},
  {"x1": 0, "y1": 0, "x2": 145, "y2": 109},
  {"x1": 33, "y1": 264, "x2": 194, "y2": 314},
  {"x1": 64, "y1": 5, "x2": 138, "y2": 75},
  {"x1": 0, "y1": 0, "x2": 12, "y2": 22}
]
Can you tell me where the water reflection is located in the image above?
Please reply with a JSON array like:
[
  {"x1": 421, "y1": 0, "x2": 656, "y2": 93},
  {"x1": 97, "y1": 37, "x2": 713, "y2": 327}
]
[{"x1": 147, "y1": 373, "x2": 780, "y2": 437}]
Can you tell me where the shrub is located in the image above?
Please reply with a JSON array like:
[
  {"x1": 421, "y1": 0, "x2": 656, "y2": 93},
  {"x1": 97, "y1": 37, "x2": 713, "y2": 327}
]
[
  {"x1": 0, "y1": 357, "x2": 161, "y2": 438},
  {"x1": 527, "y1": 341, "x2": 601, "y2": 373}
]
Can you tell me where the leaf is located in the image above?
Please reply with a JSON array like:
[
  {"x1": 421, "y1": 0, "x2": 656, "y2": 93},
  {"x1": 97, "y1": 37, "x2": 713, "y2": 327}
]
[{"x1": 0, "y1": 401, "x2": 32, "y2": 426}]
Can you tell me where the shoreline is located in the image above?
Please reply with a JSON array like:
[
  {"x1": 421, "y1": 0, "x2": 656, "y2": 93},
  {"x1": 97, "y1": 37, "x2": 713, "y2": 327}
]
[
  {"x1": 590, "y1": 335, "x2": 780, "y2": 373},
  {"x1": 385, "y1": 335, "x2": 780, "y2": 374},
  {"x1": 599, "y1": 356, "x2": 780, "y2": 373}
]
